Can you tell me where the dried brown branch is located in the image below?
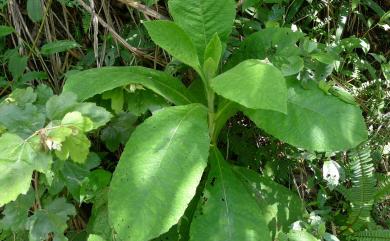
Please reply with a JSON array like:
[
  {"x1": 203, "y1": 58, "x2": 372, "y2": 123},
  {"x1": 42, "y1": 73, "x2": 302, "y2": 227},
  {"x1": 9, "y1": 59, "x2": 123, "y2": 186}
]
[
  {"x1": 76, "y1": 0, "x2": 166, "y2": 66},
  {"x1": 117, "y1": 0, "x2": 168, "y2": 20}
]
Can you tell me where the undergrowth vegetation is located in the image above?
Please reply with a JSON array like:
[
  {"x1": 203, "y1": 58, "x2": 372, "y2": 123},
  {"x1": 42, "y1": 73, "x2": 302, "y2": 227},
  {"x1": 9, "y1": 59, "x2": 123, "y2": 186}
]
[{"x1": 0, "y1": 0, "x2": 389, "y2": 241}]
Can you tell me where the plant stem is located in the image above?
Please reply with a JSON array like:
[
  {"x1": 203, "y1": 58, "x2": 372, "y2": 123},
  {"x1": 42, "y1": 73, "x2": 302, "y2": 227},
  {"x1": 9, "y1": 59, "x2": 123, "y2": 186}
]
[{"x1": 208, "y1": 90, "x2": 215, "y2": 143}]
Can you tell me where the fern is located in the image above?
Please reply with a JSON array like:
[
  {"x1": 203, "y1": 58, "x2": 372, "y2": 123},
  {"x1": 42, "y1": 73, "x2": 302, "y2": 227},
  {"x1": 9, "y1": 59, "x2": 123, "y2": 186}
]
[
  {"x1": 375, "y1": 176, "x2": 390, "y2": 202},
  {"x1": 342, "y1": 147, "x2": 376, "y2": 226},
  {"x1": 353, "y1": 230, "x2": 390, "y2": 241}
]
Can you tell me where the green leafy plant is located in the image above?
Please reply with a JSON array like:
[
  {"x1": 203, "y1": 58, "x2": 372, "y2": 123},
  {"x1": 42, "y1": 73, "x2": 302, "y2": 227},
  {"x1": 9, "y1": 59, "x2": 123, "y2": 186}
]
[{"x1": 60, "y1": 1, "x2": 367, "y2": 240}]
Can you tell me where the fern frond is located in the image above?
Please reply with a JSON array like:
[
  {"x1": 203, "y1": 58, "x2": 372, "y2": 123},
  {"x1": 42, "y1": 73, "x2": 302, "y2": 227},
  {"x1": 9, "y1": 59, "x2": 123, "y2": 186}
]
[
  {"x1": 375, "y1": 176, "x2": 390, "y2": 202},
  {"x1": 353, "y1": 230, "x2": 390, "y2": 241},
  {"x1": 344, "y1": 147, "x2": 376, "y2": 226}
]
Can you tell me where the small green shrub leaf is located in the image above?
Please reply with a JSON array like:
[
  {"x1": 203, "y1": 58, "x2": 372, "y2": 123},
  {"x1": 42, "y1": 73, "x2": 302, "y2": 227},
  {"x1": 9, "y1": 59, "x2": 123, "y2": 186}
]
[
  {"x1": 108, "y1": 104, "x2": 210, "y2": 241},
  {"x1": 27, "y1": 198, "x2": 76, "y2": 241},
  {"x1": 168, "y1": 0, "x2": 235, "y2": 58},
  {"x1": 8, "y1": 54, "x2": 28, "y2": 80},
  {"x1": 211, "y1": 59, "x2": 287, "y2": 113},
  {"x1": 190, "y1": 147, "x2": 271, "y2": 241},
  {"x1": 244, "y1": 78, "x2": 368, "y2": 151},
  {"x1": 40, "y1": 40, "x2": 80, "y2": 55},
  {"x1": 0, "y1": 25, "x2": 14, "y2": 38},
  {"x1": 63, "y1": 66, "x2": 194, "y2": 105},
  {"x1": 27, "y1": 0, "x2": 43, "y2": 22},
  {"x1": 0, "y1": 190, "x2": 35, "y2": 232},
  {"x1": 144, "y1": 20, "x2": 200, "y2": 70}
]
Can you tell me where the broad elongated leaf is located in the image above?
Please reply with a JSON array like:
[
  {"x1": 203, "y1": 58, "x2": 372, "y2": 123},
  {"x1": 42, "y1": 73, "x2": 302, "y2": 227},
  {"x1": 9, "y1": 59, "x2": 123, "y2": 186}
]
[
  {"x1": 233, "y1": 167, "x2": 305, "y2": 239},
  {"x1": 168, "y1": 0, "x2": 235, "y2": 58},
  {"x1": 211, "y1": 59, "x2": 287, "y2": 113},
  {"x1": 190, "y1": 147, "x2": 271, "y2": 241},
  {"x1": 244, "y1": 78, "x2": 367, "y2": 152},
  {"x1": 63, "y1": 66, "x2": 194, "y2": 105},
  {"x1": 40, "y1": 40, "x2": 80, "y2": 55},
  {"x1": 109, "y1": 104, "x2": 210, "y2": 241},
  {"x1": 144, "y1": 20, "x2": 200, "y2": 70}
]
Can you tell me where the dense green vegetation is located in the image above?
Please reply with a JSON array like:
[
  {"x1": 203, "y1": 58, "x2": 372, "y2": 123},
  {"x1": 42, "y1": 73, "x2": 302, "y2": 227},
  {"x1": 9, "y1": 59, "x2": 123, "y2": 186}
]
[{"x1": 0, "y1": 0, "x2": 389, "y2": 240}]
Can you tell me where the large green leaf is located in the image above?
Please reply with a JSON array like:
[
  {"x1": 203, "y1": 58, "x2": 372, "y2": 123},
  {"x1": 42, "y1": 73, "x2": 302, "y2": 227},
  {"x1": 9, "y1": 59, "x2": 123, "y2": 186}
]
[
  {"x1": 190, "y1": 147, "x2": 271, "y2": 241},
  {"x1": 108, "y1": 104, "x2": 210, "y2": 241},
  {"x1": 244, "y1": 78, "x2": 367, "y2": 152},
  {"x1": 211, "y1": 59, "x2": 287, "y2": 113},
  {"x1": 144, "y1": 20, "x2": 200, "y2": 70},
  {"x1": 168, "y1": 0, "x2": 235, "y2": 58},
  {"x1": 0, "y1": 134, "x2": 35, "y2": 206},
  {"x1": 63, "y1": 66, "x2": 194, "y2": 105},
  {"x1": 233, "y1": 167, "x2": 305, "y2": 239}
]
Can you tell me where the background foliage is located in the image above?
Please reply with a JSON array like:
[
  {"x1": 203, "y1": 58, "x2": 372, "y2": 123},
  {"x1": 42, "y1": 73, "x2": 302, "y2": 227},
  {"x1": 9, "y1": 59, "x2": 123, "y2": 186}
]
[{"x1": 0, "y1": 0, "x2": 389, "y2": 240}]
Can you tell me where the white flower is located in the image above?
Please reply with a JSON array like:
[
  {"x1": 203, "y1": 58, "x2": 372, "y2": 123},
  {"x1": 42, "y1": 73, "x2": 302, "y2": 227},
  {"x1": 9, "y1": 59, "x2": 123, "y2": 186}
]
[
  {"x1": 45, "y1": 138, "x2": 62, "y2": 151},
  {"x1": 323, "y1": 160, "x2": 343, "y2": 190},
  {"x1": 291, "y1": 221, "x2": 304, "y2": 231},
  {"x1": 291, "y1": 24, "x2": 298, "y2": 32},
  {"x1": 383, "y1": 143, "x2": 390, "y2": 155}
]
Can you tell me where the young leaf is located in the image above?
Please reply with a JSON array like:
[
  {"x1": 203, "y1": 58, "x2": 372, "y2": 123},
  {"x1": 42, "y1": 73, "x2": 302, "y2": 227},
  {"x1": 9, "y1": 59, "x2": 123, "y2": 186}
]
[
  {"x1": 203, "y1": 34, "x2": 222, "y2": 78},
  {"x1": 168, "y1": 0, "x2": 235, "y2": 58},
  {"x1": 46, "y1": 92, "x2": 112, "y2": 129},
  {"x1": 55, "y1": 132, "x2": 91, "y2": 163},
  {"x1": 27, "y1": 0, "x2": 43, "y2": 22},
  {"x1": 0, "y1": 133, "x2": 36, "y2": 206},
  {"x1": 190, "y1": 147, "x2": 271, "y2": 241},
  {"x1": 88, "y1": 234, "x2": 106, "y2": 241},
  {"x1": 204, "y1": 34, "x2": 222, "y2": 66},
  {"x1": 61, "y1": 111, "x2": 93, "y2": 132},
  {"x1": 73, "y1": 102, "x2": 113, "y2": 130},
  {"x1": 40, "y1": 40, "x2": 80, "y2": 55},
  {"x1": 244, "y1": 78, "x2": 368, "y2": 152},
  {"x1": 211, "y1": 59, "x2": 287, "y2": 113},
  {"x1": 63, "y1": 66, "x2": 194, "y2": 105},
  {"x1": 108, "y1": 104, "x2": 210, "y2": 241},
  {"x1": 144, "y1": 20, "x2": 200, "y2": 70},
  {"x1": 0, "y1": 25, "x2": 14, "y2": 38}
]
